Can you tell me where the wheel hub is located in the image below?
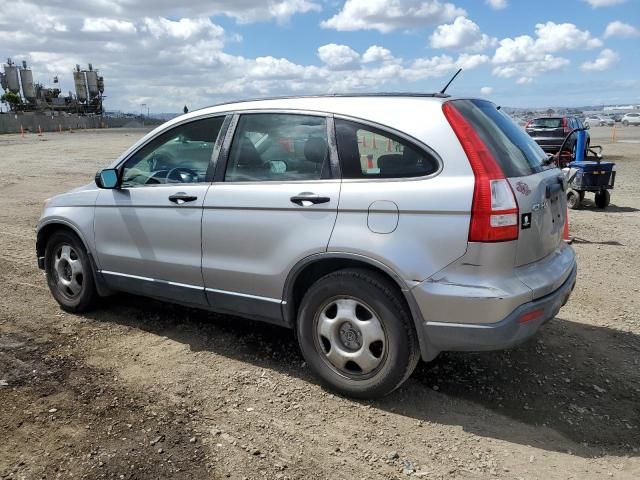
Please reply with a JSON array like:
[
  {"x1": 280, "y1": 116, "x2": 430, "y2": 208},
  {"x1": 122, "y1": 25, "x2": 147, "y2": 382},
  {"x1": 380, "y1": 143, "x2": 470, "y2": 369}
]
[
  {"x1": 315, "y1": 297, "x2": 387, "y2": 377},
  {"x1": 338, "y1": 322, "x2": 362, "y2": 351}
]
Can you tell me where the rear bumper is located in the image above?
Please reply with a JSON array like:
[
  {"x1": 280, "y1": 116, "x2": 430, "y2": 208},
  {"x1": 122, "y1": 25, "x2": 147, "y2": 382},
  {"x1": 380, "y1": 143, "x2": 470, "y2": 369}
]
[
  {"x1": 410, "y1": 242, "x2": 576, "y2": 360},
  {"x1": 422, "y1": 264, "x2": 576, "y2": 354}
]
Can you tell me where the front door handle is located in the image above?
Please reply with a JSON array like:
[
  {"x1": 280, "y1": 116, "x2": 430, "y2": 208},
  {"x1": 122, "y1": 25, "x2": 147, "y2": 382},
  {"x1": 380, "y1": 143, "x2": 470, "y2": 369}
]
[
  {"x1": 290, "y1": 192, "x2": 330, "y2": 206},
  {"x1": 168, "y1": 192, "x2": 198, "y2": 204}
]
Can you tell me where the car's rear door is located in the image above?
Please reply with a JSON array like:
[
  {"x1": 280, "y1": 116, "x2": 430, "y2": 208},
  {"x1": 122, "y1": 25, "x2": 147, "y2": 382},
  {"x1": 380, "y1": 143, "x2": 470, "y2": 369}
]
[
  {"x1": 94, "y1": 116, "x2": 226, "y2": 305},
  {"x1": 200, "y1": 112, "x2": 340, "y2": 323}
]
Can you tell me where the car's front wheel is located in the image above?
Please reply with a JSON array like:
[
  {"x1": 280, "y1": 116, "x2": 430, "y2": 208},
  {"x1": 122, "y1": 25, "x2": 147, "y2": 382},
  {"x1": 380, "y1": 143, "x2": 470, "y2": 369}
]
[
  {"x1": 45, "y1": 230, "x2": 97, "y2": 313},
  {"x1": 296, "y1": 269, "x2": 419, "y2": 399}
]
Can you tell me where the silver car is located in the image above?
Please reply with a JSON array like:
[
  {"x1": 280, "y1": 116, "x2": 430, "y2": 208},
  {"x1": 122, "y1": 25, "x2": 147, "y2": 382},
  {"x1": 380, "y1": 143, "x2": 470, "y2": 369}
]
[{"x1": 37, "y1": 94, "x2": 577, "y2": 398}]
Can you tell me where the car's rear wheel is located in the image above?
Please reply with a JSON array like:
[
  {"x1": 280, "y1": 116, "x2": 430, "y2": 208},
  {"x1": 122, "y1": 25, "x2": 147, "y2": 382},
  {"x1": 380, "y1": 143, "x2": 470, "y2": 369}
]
[
  {"x1": 296, "y1": 269, "x2": 419, "y2": 399},
  {"x1": 45, "y1": 230, "x2": 97, "y2": 313},
  {"x1": 595, "y1": 190, "x2": 610, "y2": 209},
  {"x1": 622, "y1": 120, "x2": 629, "y2": 126}
]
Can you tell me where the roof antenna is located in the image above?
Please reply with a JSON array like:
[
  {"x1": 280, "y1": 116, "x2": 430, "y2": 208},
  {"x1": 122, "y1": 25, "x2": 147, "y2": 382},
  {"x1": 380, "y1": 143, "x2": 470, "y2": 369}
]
[{"x1": 440, "y1": 68, "x2": 462, "y2": 95}]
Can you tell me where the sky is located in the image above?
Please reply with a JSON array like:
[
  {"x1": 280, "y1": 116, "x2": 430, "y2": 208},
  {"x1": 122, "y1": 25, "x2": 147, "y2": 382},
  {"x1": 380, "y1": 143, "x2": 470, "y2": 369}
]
[{"x1": 1, "y1": 0, "x2": 639, "y2": 113}]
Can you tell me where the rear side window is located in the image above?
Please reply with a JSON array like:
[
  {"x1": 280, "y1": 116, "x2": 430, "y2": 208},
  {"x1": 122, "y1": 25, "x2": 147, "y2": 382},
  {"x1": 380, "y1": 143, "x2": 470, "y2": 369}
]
[
  {"x1": 450, "y1": 99, "x2": 546, "y2": 177},
  {"x1": 335, "y1": 119, "x2": 439, "y2": 179},
  {"x1": 529, "y1": 118, "x2": 563, "y2": 128}
]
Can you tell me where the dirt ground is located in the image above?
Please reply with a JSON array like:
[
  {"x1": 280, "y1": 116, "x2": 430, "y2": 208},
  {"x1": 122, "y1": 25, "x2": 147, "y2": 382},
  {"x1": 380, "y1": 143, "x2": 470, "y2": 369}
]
[{"x1": 0, "y1": 125, "x2": 639, "y2": 479}]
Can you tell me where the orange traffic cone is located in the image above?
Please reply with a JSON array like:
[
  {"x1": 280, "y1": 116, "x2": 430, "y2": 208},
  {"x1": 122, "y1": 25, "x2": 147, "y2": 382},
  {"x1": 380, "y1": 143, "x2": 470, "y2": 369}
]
[{"x1": 20, "y1": 125, "x2": 24, "y2": 138}]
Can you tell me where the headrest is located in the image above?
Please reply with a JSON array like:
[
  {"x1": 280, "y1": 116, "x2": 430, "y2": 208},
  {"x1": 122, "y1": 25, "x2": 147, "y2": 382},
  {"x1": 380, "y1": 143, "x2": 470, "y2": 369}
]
[{"x1": 304, "y1": 137, "x2": 328, "y2": 164}]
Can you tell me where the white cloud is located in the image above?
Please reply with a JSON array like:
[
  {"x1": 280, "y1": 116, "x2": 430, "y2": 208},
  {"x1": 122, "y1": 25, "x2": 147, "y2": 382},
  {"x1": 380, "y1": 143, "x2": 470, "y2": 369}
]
[
  {"x1": 490, "y1": 22, "x2": 603, "y2": 83},
  {"x1": 534, "y1": 22, "x2": 602, "y2": 52},
  {"x1": 317, "y1": 43, "x2": 361, "y2": 69},
  {"x1": 320, "y1": 0, "x2": 465, "y2": 33},
  {"x1": 516, "y1": 77, "x2": 533, "y2": 85},
  {"x1": 485, "y1": 0, "x2": 508, "y2": 9},
  {"x1": 583, "y1": 0, "x2": 626, "y2": 7},
  {"x1": 429, "y1": 16, "x2": 497, "y2": 52},
  {"x1": 603, "y1": 21, "x2": 639, "y2": 38},
  {"x1": 82, "y1": 18, "x2": 137, "y2": 34},
  {"x1": 456, "y1": 53, "x2": 490, "y2": 69},
  {"x1": 480, "y1": 86, "x2": 493, "y2": 95},
  {"x1": 581, "y1": 48, "x2": 619, "y2": 71},
  {"x1": 361, "y1": 46, "x2": 396, "y2": 63}
]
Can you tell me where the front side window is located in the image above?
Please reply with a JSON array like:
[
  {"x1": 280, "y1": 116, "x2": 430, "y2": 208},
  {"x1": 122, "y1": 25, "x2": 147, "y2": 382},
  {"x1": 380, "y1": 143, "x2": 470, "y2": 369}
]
[
  {"x1": 225, "y1": 113, "x2": 330, "y2": 182},
  {"x1": 121, "y1": 116, "x2": 224, "y2": 187},
  {"x1": 335, "y1": 119, "x2": 439, "y2": 179}
]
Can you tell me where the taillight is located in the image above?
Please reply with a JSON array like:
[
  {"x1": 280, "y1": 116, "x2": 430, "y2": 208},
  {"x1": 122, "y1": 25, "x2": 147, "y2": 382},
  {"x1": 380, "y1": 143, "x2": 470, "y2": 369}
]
[
  {"x1": 442, "y1": 102, "x2": 519, "y2": 242},
  {"x1": 562, "y1": 117, "x2": 570, "y2": 135},
  {"x1": 524, "y1": 120, "x2": 532, "y2": 129}
]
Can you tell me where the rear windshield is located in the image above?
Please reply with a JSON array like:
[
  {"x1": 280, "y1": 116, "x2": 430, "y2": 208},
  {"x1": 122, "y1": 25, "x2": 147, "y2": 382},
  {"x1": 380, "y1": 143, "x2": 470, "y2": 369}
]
[
  {"x1": 451, "y1": 99, "x2": 546, "y2": 177},
  {"x1": 529, "y1": 118, "x2": 563, "y2": 128}
]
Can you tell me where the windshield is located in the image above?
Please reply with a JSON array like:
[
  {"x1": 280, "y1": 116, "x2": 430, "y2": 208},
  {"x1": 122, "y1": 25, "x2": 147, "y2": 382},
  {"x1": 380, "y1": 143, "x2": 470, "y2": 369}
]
[{"x1": 451, "y1": 99, "x2": 546, "y2": 177}]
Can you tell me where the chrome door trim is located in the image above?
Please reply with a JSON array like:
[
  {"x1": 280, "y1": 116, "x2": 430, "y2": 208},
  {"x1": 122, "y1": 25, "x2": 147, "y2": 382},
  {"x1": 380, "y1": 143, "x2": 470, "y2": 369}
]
[
  {"x1": 100, "y1": 270, "x2": 204, "y2": 290},
  {"x1": 100, "y1": 270, "x2": 285, "y2": 304},
  {"x1": 205, "y1": 287, "x2": 285, "y2": 305}
]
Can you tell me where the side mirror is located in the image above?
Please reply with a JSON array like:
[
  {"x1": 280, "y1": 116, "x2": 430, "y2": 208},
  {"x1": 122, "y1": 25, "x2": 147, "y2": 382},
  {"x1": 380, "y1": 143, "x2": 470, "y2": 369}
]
[{"x1": 95, "y1": 168, "x2": 119, "y2": 189}]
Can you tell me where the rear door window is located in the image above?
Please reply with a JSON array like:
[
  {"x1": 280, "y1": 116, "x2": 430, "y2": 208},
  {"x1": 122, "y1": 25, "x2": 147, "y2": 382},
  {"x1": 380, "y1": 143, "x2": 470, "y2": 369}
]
[
  {"x1": 225, "y1": 113, "x2": 330, "y2": 182},
  {"x1": 450, "y1": 99, "x2": 546, "y2": 178},
  {"x1": 334, "y1": 119, "x2": 439, "y2": 179}
]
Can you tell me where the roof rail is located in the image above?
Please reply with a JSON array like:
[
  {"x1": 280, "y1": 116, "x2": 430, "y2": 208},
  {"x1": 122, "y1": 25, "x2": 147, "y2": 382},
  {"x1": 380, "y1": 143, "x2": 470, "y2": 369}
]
[{"x1": 193, "y1": 92, "x2": 450, "y2": 112}]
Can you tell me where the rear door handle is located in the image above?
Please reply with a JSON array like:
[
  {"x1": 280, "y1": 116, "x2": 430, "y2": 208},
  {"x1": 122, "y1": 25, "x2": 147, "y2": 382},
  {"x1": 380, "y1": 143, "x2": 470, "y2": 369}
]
[
  {"x1": 290, "y1": 192, "x2": 330, "y2": 206},
  {"x1": 168, "y1": 192, "x2": 198, "y2": 204}
]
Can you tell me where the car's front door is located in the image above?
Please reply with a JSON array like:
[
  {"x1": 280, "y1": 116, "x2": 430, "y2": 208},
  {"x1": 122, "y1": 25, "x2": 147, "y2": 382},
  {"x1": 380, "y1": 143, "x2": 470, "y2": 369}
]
[
  {"x1": 94, "y1": 116, "x2": 226, "y2": 305},
  {"x1": 201, "y1": 112, "x2": 340, "y2": 323}
]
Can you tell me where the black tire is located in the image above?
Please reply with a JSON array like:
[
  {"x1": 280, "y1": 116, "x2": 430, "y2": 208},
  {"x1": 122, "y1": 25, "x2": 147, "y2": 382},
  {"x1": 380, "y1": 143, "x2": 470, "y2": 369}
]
[
  {"x1": 622, "y1": 120, "x2": 629, "y2": 127},
  {"x1": 567, "y1": 190, "x2": 581, "y2": 210},
  {"x1": 296, "y1": 269, "x2": 419, "y2": 399},
  {"x1": 595, "y1": 190, "x2": 610, "y2": 209},
  {"x1": 45, "y1": 230, "x2": 97, "y2": 313}
]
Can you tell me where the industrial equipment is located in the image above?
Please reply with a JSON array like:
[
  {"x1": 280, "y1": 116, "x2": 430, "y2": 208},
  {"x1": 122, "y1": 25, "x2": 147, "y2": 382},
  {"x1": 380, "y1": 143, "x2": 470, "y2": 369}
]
[{"x1": 1, "y1": 59, "x2": 105, "y2": 114}]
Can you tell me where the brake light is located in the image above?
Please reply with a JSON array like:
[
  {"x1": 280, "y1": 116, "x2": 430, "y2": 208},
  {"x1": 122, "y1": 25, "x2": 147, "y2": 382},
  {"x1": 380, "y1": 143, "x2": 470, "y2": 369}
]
[
  {"x1": 562, "y1": 117, "x2": 570, "y2": 135},
  {"x1": 442, "y1": 102, "x2": 519, "y2": 242},
  {"x1": 524, "y1": 120, "x2": 532, "y2": 129}
]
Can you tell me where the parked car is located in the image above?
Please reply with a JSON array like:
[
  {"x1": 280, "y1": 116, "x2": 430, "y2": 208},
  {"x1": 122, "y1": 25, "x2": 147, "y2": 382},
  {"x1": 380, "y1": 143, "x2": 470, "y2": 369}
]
[
  {"x1": 621, "y1": 113, "x2": 640, "y2": 126},
  {"x1": 525, "y1": 116, "x2": 590, "y2": 155},
  {"x1": 584, "y1": 115, "x2": 614, "y2": 127},
  {"x1": 36, "y1": 95, "x2": 577, "y2": 399},
  {"x1": 609, "y1": 113, "x2": 623, "y2": 122}
]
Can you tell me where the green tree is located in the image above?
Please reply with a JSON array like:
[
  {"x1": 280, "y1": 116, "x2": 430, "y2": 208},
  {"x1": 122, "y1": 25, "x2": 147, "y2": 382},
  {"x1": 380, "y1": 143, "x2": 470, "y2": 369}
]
[{"x1": 1, "y1": 91, "x2": 22, "y2": 111}]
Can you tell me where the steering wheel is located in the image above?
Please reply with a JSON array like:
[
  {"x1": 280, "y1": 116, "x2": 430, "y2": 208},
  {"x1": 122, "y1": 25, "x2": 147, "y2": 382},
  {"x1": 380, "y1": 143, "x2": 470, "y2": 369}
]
[{"x1": 167, "y1": 167, "x2": 199, "y2": 183}]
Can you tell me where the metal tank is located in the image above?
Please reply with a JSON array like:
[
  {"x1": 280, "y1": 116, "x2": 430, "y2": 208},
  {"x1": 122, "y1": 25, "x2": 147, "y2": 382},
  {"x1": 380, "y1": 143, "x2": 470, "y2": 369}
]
[
  {"x1": 4, "y1": 59, "x2": 21, "y2": 94},
  {"x1": 0, "y1": 72, "x2": 6, "y2": 91},
  {"x1": 19, "y1": 61, "x2": 36, "y2": 102},
  {"x1": 85, "y1": 67, "x2": 99, "y2": 99},
  {"x1": 73, "y1": 64, "x2": 87, "y2": 102}
]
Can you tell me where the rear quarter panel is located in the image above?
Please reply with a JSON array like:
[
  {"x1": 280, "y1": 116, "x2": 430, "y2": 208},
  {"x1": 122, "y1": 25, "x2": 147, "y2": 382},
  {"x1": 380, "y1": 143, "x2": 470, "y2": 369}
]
[{"x1": 328, "y1": 100, "x2": 474, "y2": 284}]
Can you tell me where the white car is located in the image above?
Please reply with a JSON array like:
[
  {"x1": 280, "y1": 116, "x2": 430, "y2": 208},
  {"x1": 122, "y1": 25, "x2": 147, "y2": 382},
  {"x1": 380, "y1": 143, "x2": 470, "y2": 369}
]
[
  {"x1": 584, "y1": 115, "x2": 614, "y2": 127},
  {"x1": 621, "y1": 113, "x2": 640, "y2": 126}
]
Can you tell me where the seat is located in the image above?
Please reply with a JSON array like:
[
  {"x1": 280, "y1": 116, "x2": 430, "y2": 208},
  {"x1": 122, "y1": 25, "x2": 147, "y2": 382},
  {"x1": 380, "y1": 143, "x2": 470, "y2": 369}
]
[
  {"x1": 379, "y1": 149, "x2": 427, "y2": 176},
  {"x1": 229, "y1": 135, "x2": 267, "y2": 180}
]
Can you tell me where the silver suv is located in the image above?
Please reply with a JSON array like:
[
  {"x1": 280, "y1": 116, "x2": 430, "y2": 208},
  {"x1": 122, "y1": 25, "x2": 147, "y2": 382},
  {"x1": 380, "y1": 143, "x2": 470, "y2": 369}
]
[{"x1": 37, "y1": 95, "x2": 577, "y2": 398}]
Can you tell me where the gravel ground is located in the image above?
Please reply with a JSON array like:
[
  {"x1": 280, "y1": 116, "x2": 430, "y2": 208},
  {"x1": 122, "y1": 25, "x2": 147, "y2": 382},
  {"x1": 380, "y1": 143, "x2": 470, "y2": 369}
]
[{"x1": 0, "y1": 125, "x2": 639, "y2": 479}]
